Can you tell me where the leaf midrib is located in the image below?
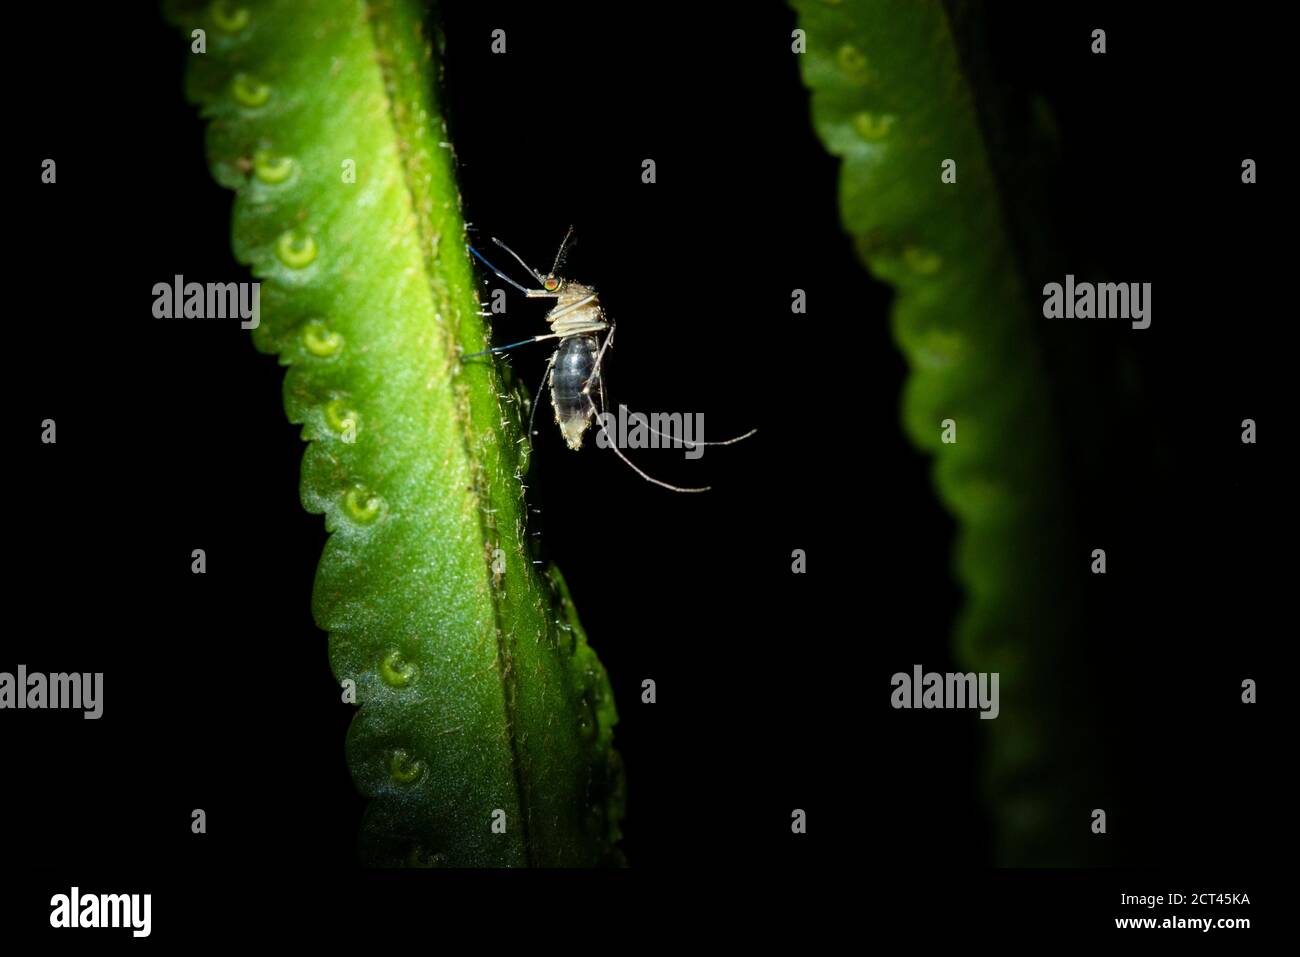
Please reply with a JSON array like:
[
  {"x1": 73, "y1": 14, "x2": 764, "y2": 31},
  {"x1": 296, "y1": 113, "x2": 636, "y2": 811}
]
[{"x1": 362, "y1": 0, "x2": 534, "y2": 864}]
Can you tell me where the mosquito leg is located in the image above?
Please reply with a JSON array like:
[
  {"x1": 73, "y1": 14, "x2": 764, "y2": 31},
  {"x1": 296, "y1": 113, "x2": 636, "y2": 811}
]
[
  {"x1": 491, "y1": 236, "x2": 546, "y2": 284},
  {"x1": 468, "y1": 246, "x2": 538, "y2": 295},
  {"x1": 589, "y1": 364, "x2": 709, "y2": 493},
  {"x1": 462, "y1": 333, "x2": 562, "y2": 360},
  {"x1": 587, "y1": 319, "x2": 754, "y2": 447},
  {"x1": 529, "y1": 352, "x2": 557, "y2": 447},
  {"x1": 642, "y1": 424, "x2": 759, "y2": 447},
  {"x1": 583, "y1": 320, "x2": 616, "y2": 397},
  {"x1": 546, "y1": 294, "x2": 599, "y2": 322}
]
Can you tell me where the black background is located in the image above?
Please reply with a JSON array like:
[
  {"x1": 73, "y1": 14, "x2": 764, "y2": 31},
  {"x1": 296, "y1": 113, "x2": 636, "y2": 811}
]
[{"x1": 4, "y1": 0, "x2": 1285, "y2": 934}]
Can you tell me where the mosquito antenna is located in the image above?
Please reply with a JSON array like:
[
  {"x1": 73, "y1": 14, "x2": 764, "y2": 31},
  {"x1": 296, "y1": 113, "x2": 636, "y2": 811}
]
[
  {"x1": 641, "y1": 424, "x2": 758, "y2": 447},
  {"x1": 549, "y1": 225, "x2": 576, "y2": 278},
  {"x1": 490, "y1": 237, "x2": 546, "y2": 283},
  {"x1": 468, "y1": 245, "x2": 534, "y2": 294}
]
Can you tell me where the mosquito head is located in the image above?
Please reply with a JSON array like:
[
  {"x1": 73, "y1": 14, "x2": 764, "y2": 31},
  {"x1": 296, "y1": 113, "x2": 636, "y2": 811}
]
[{"x1": 542, "y1": 275, "x2": 562, "y2": 294}]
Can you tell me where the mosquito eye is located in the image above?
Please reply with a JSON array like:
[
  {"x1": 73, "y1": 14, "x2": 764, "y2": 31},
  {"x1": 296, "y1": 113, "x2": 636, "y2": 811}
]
[{"x1": 544, "y1": 278, "x2": 559, "y2": 291}]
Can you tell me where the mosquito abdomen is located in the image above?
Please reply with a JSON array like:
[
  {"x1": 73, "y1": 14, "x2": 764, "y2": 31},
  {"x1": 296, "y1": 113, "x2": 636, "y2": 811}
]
[{"x1": 551, "y1": 335, "x2": 599, "y2": 450}]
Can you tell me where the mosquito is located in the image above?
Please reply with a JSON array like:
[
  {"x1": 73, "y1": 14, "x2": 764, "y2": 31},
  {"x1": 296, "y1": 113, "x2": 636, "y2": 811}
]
[{"x1": 462, "y1": 227, "x2": 755, "y2": 492}]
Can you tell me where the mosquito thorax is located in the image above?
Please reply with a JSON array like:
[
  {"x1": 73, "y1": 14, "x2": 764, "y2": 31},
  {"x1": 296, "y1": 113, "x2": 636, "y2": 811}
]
[
  {"x1": 553, "y1": 282, "x2": 594, "y2": 305},
  {"x1": 545, "y1": 282, "x2": 602, "y2": 327}
]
